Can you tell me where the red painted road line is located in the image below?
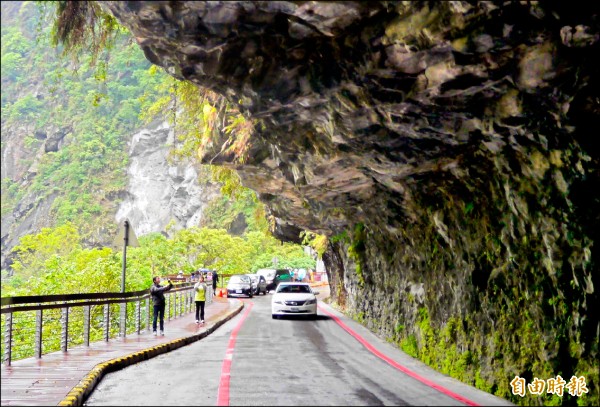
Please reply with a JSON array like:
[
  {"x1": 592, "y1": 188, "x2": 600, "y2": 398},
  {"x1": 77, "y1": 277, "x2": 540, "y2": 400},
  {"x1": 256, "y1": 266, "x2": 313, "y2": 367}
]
[
  {"x1": 318, "y1": 304, "x2": 480, "y2": 406},
  {"x1": 217, "y1": 301, "x2": 253, "y2": 406}
]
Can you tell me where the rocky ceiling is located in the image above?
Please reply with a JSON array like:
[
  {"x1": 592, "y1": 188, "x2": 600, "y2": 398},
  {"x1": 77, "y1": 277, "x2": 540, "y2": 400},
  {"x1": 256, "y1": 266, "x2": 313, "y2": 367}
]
[{"x1": 99, "y1": 1, "x2": 599, "y2": 243}]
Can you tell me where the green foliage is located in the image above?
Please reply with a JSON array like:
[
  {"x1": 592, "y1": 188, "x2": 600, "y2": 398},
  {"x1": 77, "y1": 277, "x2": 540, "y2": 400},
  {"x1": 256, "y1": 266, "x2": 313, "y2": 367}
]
[
  {"x1": 200, "y1": 169, "x2": 271, "y2": 234},
  {"x1": 348, "y1": 222, "x2": 367, "y2": 286},
  {"x1": 400, "y1": 334, "x2": 419, "y2": 358},
  {"x1": 138, "y1": 74, "x2": 271, "y2": 236},
  {"x1": 1, "y1": 178, "x2": 25, "y2": 218},
  {"x1": 245, "y1": 231, "x2": 316, "y2": 271},
  {"x1": 330, "y1": 230, "x2": 350, "y2": 244},
  {"x1": 1, "y1": 1, "x2": 170, "y2": 243},
  {"x1": 1, "y1": 52, "x2": 25, "y2": 80},
  {"x1": 47, "y1": 1, "x2": 121, "y2": 66},
  {"x1": 300, "y1": 231, "x2": 328, "y2": 259},
  {"x1": 387, "y1": 303, "x2": 599, "y2": 406},
  {"x1": 2, "y1": 225, "x2": 315, "y2": 297},
  {"x1": 9, "y1": 223, "x2": 82, "y2": 283},
  {"x1": 353, "y1": 311, "x2": 365, "y2": 324},
  {"x1": 140, "y1": 77, "x2": 256, "y2": 165}
]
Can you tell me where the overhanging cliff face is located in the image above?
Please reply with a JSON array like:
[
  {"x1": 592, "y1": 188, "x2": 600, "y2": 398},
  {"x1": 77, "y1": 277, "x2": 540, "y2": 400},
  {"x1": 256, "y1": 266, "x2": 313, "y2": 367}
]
[{"x1": 99, "y1": 1, "x2": 599, "y2": 403}]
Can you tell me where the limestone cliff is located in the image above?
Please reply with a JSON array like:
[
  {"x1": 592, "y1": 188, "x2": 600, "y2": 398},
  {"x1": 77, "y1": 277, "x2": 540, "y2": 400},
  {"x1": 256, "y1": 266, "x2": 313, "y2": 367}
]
[
  {"x1": 0, "y1": 117, "x2": 218, "y2": 270},
  {"x1": 114, "y1": 120, "x2": 220, "y2": 237},
  {"x1": 98, "y1": 1, "x2": 598, "y2": 404}
]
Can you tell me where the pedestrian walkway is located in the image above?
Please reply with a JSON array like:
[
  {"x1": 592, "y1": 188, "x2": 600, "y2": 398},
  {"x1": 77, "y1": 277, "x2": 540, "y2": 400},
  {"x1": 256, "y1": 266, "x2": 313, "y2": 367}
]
[{"x1": 0, "y1": 297, "x2": 244, "y2": 406}]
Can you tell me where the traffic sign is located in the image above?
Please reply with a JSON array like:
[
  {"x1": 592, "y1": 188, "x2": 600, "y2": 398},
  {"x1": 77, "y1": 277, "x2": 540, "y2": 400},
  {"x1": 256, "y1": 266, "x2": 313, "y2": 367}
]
[{"x1": 113, "y1": 219, "x2": 140, "y2": 248}]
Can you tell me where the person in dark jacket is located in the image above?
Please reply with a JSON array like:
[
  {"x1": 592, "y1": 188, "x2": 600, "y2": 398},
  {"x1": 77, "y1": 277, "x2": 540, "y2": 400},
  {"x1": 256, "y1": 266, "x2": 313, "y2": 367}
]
[
  {"x1": 150, "y1": 276, "x2": 173, "y2": 336},
  {"x1": 212, "y1": 270, "x2": 219, "y2": 291}
]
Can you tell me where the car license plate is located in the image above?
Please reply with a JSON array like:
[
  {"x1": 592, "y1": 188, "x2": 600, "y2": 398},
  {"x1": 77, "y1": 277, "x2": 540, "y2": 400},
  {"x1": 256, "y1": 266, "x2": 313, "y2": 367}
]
[
  {"x1": 290, "y1": 307, "x2": 299, "y2": 311},
  {"x1": 236, "y1": 289, "x2": 242, "y2": 293}
]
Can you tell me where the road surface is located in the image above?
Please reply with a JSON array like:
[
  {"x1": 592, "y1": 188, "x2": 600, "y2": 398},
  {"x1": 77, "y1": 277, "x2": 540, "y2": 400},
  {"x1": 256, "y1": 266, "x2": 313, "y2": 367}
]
[{"x1": 85, "y1": 290, "x2": 512, "y2": 406}]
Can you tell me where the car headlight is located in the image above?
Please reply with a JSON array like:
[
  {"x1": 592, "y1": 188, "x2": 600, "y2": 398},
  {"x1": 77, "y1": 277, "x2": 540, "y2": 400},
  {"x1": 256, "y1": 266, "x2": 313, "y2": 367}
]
[{"x1": 305, "y1": 299, "x2": 316, "y2": 305}]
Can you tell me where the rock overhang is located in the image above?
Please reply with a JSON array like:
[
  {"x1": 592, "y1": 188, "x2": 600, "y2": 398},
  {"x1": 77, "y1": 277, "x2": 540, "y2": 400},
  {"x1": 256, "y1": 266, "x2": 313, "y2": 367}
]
[{"x1": 98, "y1": 1, "x2": 599, "y2": 241}]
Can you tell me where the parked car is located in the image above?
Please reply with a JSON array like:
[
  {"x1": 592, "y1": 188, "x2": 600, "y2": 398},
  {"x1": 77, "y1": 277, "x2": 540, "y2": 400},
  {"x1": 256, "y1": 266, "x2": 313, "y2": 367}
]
[
  {"x1": 271, "y1": 282, "x2": 319, "y2": 319},
  {"x1": 226, "y1": 274, "x2": 253, "y2": 298},
  {"x1": 256, "y1": 268, "x2": 292, "y2": 292},
  {"x1": 246, "y1": 274, "x2": 268, "y2": 295}
]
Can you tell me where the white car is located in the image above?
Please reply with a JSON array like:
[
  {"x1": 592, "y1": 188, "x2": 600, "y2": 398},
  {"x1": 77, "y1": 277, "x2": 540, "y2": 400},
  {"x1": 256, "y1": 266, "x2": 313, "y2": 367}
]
[{"x1": 271, "y1": 282, "x2": 319, "y2": 319}]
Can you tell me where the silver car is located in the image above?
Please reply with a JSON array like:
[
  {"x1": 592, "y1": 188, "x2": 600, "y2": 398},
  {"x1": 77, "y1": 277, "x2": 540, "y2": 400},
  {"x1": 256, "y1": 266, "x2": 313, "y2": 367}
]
[
  {"x1": 226, "y1": 275, "x2": 253, "y2": 298},
  {"x1": 271, "y1": 282, "x2": 319, "y2": 319},
  {"x1": 246, "y1": 274, "x2": 268, "y2": 295}
]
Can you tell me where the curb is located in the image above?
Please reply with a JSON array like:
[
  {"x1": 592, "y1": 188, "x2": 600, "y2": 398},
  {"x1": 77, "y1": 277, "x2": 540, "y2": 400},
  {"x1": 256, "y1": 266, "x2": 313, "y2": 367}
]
[{"x1": 57, "y1": 300, "x2": 245, "y2": 406}]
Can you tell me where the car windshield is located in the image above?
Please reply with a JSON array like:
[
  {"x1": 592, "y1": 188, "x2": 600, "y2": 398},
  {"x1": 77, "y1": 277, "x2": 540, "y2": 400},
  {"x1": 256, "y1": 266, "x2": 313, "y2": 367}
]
[
  {"x1": 230, "y1": 275, "x2": 249, "y2": 284},
  {"x1": 247, "y1": 275, "x2": 257, "y2": 282},
  {"x1": 276, "y1": 285, "x2": 311, "y2": 294}
]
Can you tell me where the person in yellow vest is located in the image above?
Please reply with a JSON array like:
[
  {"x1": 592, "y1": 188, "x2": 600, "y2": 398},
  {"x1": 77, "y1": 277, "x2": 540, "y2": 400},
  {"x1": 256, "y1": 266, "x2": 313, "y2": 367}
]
[{"x1": 194, "y1": 275, "x2": 207, "y2": 324}]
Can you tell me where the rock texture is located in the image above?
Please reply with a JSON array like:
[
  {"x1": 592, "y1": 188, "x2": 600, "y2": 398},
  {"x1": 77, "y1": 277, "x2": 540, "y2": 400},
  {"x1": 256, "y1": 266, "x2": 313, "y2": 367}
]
[
  {"x1": 99, "y1": 1, "x2": 598, "y2": 404},
  {"x1": 115, "y1": 120, "x2": 220, "y2": 237},
  {"x1": 1, "y1": 121, "x2": 68, "y2": 269}
]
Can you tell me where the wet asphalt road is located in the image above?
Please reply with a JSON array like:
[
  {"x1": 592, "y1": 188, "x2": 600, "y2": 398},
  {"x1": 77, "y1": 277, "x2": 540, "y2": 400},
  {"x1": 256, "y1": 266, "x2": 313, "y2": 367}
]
[{"x1": 84, "y1": 290, "x2": 513, "y2": 406}]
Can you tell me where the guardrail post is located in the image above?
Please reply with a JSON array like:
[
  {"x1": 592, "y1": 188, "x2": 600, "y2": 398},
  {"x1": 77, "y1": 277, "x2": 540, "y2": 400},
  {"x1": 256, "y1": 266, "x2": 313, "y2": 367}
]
[
  {"x1": 136, "y1": 300, "x2": 141, "y2": 334},
  {"x1": 167, "y1": 294, "x2": 171, "y2": 321},
  {"x1": 103, "y1": 304, "x2": 110, "y2": 341},
  {"x1": 3, "y1": 312, "x2": 13, "y2": 366},
  {"x1": 61, "y1": 304, "x2": 69, "y2": 352},
  {"x1": 119, "y1": 302, "x2": 126, "y2": 338},
  {"x1": 185, "y1": 290, "x2": 189, "y2": 313},
  {"x1": 35, "y1": 309, "x2": 43, "y2": 358},
  {"x1": 146, "y1": 298, "x2": 151, "y2": 331},
  {"x1": 83, "y1": 305, "x2": 90, "y2": 346},
  {"x1": 174, "y1": 292, "x2": 178, "y2": 318},
  {"x1": 181, "y1": 291, "x2": 185, "y2": 315}
]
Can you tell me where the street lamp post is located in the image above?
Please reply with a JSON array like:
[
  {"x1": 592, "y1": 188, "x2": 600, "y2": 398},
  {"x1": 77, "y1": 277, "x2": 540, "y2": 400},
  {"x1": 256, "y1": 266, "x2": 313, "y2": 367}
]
[
  {"x1": 119, "y1": 220, "x2": 129, "y2": 338},
  {"x1": 121, "y1": 220, "x2": 129, "y2": 294},
  {"x1": 113, "y1": 219, "x2": 138, "y2": 338}
]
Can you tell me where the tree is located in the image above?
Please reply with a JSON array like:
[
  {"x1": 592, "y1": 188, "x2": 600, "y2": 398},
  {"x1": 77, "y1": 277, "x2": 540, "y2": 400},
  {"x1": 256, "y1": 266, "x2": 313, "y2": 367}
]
[{"x1": 9, "y1": 223, "x2": 82, "y2": 282}]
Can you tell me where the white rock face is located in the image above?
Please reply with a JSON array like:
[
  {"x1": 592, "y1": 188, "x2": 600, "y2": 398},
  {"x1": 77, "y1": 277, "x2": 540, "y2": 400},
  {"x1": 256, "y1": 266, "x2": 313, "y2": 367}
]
[{"x1": 115, "y1": 120, "x2": 219, "y2": 237}]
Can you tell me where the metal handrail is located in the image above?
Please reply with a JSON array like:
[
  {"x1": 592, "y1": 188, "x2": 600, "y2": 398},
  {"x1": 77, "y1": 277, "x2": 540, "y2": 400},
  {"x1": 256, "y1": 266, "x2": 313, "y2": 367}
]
[
  {"x1": 0, "y1": 283, "x2": 212, "y2": 366},
  {"x1": 165, "y1": 273, "x2": 239, "y2": 288}
]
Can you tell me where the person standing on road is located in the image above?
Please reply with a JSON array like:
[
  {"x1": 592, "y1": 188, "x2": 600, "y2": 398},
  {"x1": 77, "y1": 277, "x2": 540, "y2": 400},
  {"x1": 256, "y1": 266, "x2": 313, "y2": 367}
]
[
  {"x1": 194, "y1": 274, "x2": 208, "y2": 324},
  {"x1": 150, "y1": 276, "x2": 173, "y2": 336},
  {"x1": 212, "y1": 269, "x2": 219, "y2": 292}
]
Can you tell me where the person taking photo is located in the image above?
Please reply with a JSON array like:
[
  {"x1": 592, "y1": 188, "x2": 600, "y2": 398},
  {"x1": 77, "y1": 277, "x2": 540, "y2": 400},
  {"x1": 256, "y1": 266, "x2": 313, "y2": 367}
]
[{"x1": 150, "y1": 276, "x2": 173, "y2": 336}]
